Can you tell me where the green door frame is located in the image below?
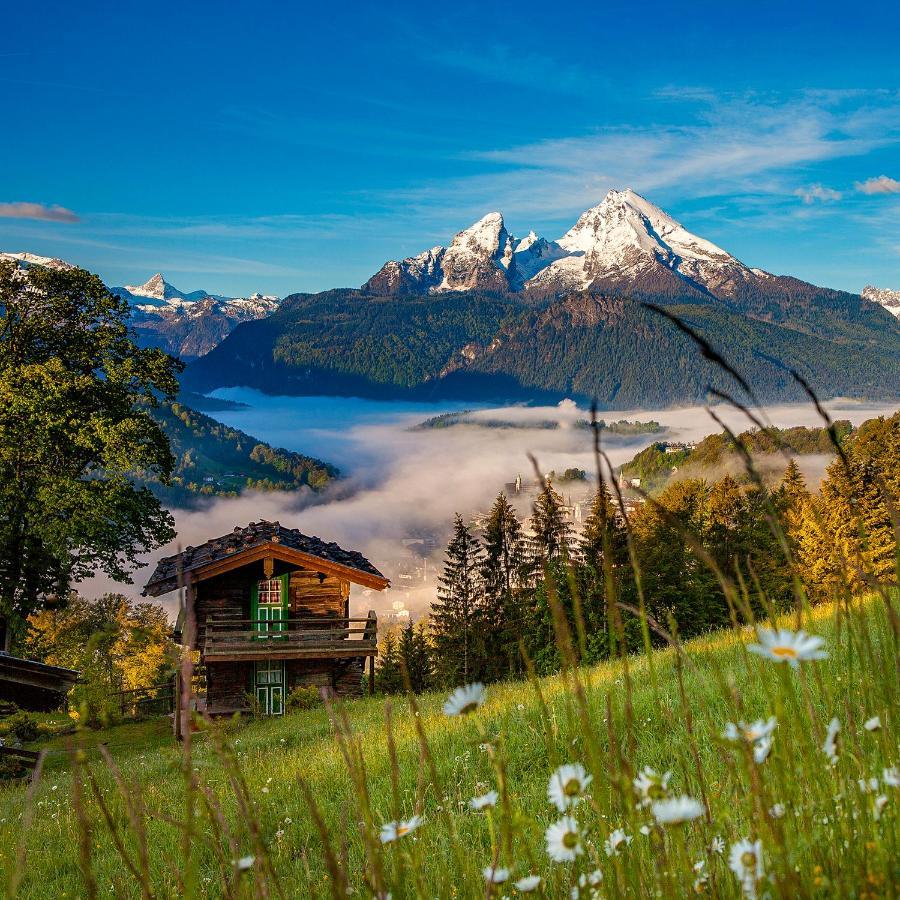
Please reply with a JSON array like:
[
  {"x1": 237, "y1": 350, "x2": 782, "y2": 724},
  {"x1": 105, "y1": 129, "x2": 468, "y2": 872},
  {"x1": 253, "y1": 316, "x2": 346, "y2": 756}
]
[{"x1": 254, "y1": 660, "x2": 285, "y2": 715}]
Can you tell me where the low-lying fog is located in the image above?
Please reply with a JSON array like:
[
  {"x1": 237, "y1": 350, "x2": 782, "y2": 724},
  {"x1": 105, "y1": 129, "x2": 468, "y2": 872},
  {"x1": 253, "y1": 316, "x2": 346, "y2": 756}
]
[{"x1": 87, "y1": 392, "x2": 899, "y2": 621}]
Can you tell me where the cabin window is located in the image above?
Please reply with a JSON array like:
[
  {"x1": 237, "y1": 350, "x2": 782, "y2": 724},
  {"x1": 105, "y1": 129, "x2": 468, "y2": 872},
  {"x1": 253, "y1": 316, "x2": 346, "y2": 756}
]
[
  {"x1": 251, "y1": 574, "x2": 290, "y2": 638},
  {"x1": 255, "y1": 660, "x2": 284, "y2": 715},
  {"x1": 258, "y1": 578, "x2": 282, "y2": 606}
]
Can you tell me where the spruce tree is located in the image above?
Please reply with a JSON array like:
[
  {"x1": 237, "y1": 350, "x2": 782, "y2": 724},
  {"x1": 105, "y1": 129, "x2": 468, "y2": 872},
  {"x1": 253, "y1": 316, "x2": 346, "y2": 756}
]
[
  {"x1": 398, "y1": 620, "x2": 434, "y2": 693},
  {"x1": 431, "y1": 515, "x2": 485, "y2": 685},
  {"x1": 579, "y1": 487, "x2": 628, "y2": 655},
  {"x1": 530, "y1": 479, "x2": 573, "y2": 566},
  {"x1": 481, "y1": 493, "x2": 527, "y2": 679},
  {"x1": 375, "y1": 628, "x2": 403, "y2": 694}
]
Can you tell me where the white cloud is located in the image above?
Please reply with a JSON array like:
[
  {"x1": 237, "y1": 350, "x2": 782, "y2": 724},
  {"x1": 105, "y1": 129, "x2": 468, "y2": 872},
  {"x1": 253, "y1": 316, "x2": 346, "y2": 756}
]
[
  {"x1": 382, "y1": 93, "x2": 900, "y2": 226},
  {"x1": 855, "y1": 175, "x2": 900, "y2": 195},
  {"x1": 0, "y1": 201, "x2": 79, "y2": 222},
  {"x1": 794, "y1": 184, "x2": 842, "y2": 204}
]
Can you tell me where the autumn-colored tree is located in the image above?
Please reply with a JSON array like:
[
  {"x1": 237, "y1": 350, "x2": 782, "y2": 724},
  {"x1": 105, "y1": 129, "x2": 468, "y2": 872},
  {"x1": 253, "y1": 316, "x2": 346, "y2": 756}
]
[{"x1": 26, "y1": 593, "x2": 175, "y2": 709}]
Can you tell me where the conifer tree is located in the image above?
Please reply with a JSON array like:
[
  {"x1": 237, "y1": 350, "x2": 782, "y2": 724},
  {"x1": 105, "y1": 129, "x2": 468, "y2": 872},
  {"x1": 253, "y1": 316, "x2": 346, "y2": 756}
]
[
  {"x1": 375, "y1": 628, "x2": 403, "y2": 694},
  {"x1": 431, "y1": 515, "x2": 485, "y2": 685},
  {"x1": 579, "y1": 487, "x2": 628, "y2": 652},
  {"x1": 529, "y1": 479, "x2": 573, "y2": 567},
  {"x1": 398, "y1": 620, "x2": 434, "y2": 693},
  {"x1": 480, "y1": 493, "x2": 527, "y2": 679}
]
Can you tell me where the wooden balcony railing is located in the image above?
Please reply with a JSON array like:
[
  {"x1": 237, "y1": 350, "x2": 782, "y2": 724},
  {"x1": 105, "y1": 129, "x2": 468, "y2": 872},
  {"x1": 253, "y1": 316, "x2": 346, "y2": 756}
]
[{"x1": 202, "y1": 612, "x2": 378, "y2": 661}]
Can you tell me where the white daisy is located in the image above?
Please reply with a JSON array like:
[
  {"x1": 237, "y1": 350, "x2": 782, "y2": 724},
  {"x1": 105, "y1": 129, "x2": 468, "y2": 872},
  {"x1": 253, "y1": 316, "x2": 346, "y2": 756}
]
[
  {"x1": 483, "y1": 865, "x2": 509, "y2": 884},
  {"x1": 513, "y1": 874, "x2": 542, "y2": 893},
  {"x1": 711, "y1": 836, "x2": 726, "y2": 855},
  {"x1": 443, "y1": 683, "x2": 486, "y2": 716},
  {"x1": 470, "y1": 790, "x2": 499, "y2": 810},
  {"x1": 633, "y1": 766, "x2": 672, "y2": 807},
  {"x1": 639, "y1": 825, "x2": 652, "y2": 836},
  {"x1": 604, "y1": 828, "x2": 632, "y2": 857},
  {"x1": 545, "y1": 815, "x2": 583, "y2": 862},
  {"x1": 864, "y1": 716, "x2": 881, "y2": 731},
  {"x1": 234, "y1": 855, "x2": 255, "y2": 871},
  {"x1": 883, "y1": 766, "x2": 899, "y2": 788},
  {"x1": 769, "y1": 803, "x2": 785, "y2": 819},
  {"x1": 874, "y1": 794, "x2": 889, "y2": 820},
  {"x1": 548, "y1": 763, "x2": 593, "y2": 812},
  {"x1": 728, "y1": 839, "x2": 764, "y2": 898},
  {"x1": 723, "y1": 717, "x2": 777, "y2": 744},
  {"x1": 858, "y1": 777, "x2": 879, "y2": 794},
  {"x1": 822, "y1": 717, "x2": 840, "y2": 764},
  {"x1": 571, "y1": 869, "x2": 603, "y2": 899},
  {"x1": 747, "y1": 628, "x2": 827, "y2": 667},
  {"x1": 379, "y1": 815, "x2": 422, "y2": 844},
  {"x1": 693, "y1": 874, "x2": 710, "y2": 893},
  {"x1": 753, "y1": 735, "x2": 773, "y2": 765},
  {"x1": 651, "y1": 795, "x2": 704, "y2": 825}
]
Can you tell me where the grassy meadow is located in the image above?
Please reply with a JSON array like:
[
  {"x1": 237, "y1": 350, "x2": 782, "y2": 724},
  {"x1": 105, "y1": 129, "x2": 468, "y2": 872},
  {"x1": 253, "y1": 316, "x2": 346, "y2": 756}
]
[{"x1": 1, "y1": 592, "x2": 897, "y2": 898}]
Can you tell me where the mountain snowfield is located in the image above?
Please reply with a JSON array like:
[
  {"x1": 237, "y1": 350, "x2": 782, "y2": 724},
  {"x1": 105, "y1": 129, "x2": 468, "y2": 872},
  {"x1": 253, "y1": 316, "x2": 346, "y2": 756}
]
[
  {"x1": 862, "y1": 285, "x2": 900, "y2": 318},
  {"x1": 113, "y1": 272, "x2": 280, "y2": 318},
  {"x1": 365, "y1": 189, "x2": 780, "y2": 299}
]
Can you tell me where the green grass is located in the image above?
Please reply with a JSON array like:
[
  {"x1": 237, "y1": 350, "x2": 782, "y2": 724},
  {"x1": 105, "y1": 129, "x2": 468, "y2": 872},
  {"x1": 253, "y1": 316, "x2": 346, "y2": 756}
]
[{"x1": 1, "y1": 596, "x2": 897, "y2": 898}]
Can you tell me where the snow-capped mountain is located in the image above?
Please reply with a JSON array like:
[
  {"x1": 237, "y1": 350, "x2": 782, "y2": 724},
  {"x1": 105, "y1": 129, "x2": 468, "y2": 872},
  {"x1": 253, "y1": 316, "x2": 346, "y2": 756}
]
[
  {"x1": 2, "y1": 253, "x2": 281, "y2": 359},
  {"x1": 111, "y1": 274, "x2": 280, "y2": 358},
  {"x1": 113, "y1": 273, "x2": 278, "y2": 317},
  {"x1": 861, "y1": 285, "x2": 900, "y2": 318},
  {"x1": 1, "y1": 250, "x2": 74, "y2": 271},
  {"x1": 363, "y1": 189, "x2": 767, "y2": 299}
]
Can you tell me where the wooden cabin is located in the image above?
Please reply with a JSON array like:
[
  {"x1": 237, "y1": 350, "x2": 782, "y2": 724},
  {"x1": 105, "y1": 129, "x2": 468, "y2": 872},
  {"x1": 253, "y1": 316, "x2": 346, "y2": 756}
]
[
  {"x1": 0, "y1": 653, "x2": 80, "y2": 712},
  {"x1": 143, "y1": 520, "x2": 389, "y2": 716}
]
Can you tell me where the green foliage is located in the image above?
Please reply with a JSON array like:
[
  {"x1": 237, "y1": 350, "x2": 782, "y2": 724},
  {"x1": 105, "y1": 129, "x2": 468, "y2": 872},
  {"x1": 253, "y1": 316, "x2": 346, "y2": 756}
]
[
  {"x1": 185, "y1": 287, "x2": 900, "y2": 407},
  {"x1": 431, "y1": 515, "x2": 486, "y2": 685},
  {"x1": 0, "y1": 262, "x2": 181, "y2": 645},
  {"x1": 620, "y1": 422, "x2": 854, "y2": 494},
  {"x1": 285, "y1": 685, "x2": 320, "y2": 712},
  {"x1": 25, "y1": 593, "x2": 175, "y2": 714},
  {"x1": 133, "y1": 399, "x2": 337, "y2": 504},
  {"x1": 2, "y1": 711, "x2": 39, "y2": 743}
]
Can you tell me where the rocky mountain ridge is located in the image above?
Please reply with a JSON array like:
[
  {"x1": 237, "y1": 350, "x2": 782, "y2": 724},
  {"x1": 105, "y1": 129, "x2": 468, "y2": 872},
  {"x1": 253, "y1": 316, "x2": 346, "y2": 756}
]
[{"x1": 862, "y1": 285, "x2": 900, "y2": 318}]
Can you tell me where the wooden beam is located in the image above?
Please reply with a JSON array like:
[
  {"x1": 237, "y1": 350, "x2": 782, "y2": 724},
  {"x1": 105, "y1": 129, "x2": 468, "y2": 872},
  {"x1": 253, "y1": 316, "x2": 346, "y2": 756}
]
[
  {"x1": 187, "y1": 543, "x2": 390, "y2": 591},
  {"x1": 203, "y1": 647, "x2": 377, "y2": 662}
]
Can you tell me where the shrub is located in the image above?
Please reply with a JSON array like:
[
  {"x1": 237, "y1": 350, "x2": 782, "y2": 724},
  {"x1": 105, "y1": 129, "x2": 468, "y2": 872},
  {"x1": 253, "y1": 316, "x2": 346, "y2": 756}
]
[
  {"x1": 286, "y1": 685, "x2": 320, "y2": 712},
  {"x1": 5, "y1": 711, "x2": 39, "y2": 743}
]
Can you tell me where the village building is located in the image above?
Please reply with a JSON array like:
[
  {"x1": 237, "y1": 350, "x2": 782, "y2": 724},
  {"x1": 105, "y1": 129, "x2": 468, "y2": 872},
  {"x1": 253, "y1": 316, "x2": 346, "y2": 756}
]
[{"x1": 143, "y1": 520, "x2": 388, "y2": 716}]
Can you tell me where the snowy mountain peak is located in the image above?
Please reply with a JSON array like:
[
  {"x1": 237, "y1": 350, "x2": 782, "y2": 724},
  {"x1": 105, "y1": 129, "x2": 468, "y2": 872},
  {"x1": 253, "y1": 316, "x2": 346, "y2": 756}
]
[
  {"x1": 436, "y1": 212, "x2": 516, "y2": 291},
  {"x1": 364, "y1": 189, "x2": 761, "y2": 298},
  {"x1": 1, "y1": 250, "x2": 74, "y2": 271},
  {"x1": 862, "y1": 285, "x2": 900, "y2": 317},
  {"x1": 122, "y1": 273, "x2": 192, "y2": 305}
]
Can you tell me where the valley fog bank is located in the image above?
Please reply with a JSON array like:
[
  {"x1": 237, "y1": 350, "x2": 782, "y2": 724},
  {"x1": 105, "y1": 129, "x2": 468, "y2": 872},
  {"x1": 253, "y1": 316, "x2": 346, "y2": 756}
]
[{"x1": 88, "y1": 393, "x2": 899, "y2": 620}]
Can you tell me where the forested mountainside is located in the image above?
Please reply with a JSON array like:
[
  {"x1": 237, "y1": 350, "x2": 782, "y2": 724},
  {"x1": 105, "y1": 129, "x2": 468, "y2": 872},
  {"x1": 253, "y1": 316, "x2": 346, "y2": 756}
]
[
  {"x1": 132, "y1": 399, "x2": 336, "y2": 505},
  {"x1": 619, "y1": 422, "x2": 854, "y2": 492},
  {"x1": 183, "y1": 285, "x2": 900, "y2": 407}
]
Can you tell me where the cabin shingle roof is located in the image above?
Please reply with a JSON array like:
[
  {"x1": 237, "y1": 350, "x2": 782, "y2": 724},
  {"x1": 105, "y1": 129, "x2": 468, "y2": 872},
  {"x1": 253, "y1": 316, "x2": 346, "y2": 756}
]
[{"x1": 143, "y1": 520, "x2": 385, "y2": 595}]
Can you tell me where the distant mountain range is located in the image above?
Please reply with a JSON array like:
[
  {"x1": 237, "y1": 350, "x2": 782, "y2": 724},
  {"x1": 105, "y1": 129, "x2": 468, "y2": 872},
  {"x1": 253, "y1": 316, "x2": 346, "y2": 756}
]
[
  {"x1": 185, "y1": 190, "x2": 900, "y2": 407},
  {"x1": 110, "y1": 274, "x2": 280, "y2": 359},
  {"x1": 5, "y1": 189, "x2": 900, "y2": 407},
  {"x1": 0, "y1": 254, "x2": 281, "y2": 360},
  {"x1": 364, "y1": 189, "x2": 769, "y2": 299}
]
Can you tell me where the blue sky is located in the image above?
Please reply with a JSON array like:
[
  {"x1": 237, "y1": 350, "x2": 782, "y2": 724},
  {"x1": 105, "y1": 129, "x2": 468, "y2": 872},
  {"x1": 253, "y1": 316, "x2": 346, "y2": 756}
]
[{"x1": 1, "y1": 0, "x2": 899, "y2": 297}]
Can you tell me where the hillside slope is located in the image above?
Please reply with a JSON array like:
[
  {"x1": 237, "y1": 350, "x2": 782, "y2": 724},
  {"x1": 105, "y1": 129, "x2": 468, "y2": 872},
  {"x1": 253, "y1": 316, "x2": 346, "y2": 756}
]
[
  {"x1": 133, "y1": 399, "x2": 337, "y2": 504},
  {"x1": 2, "y1": 598, "x2": 894, "y2": 897},
  {"x1": 184, "y1": 287, "x2": 900, "y2": 406}
]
